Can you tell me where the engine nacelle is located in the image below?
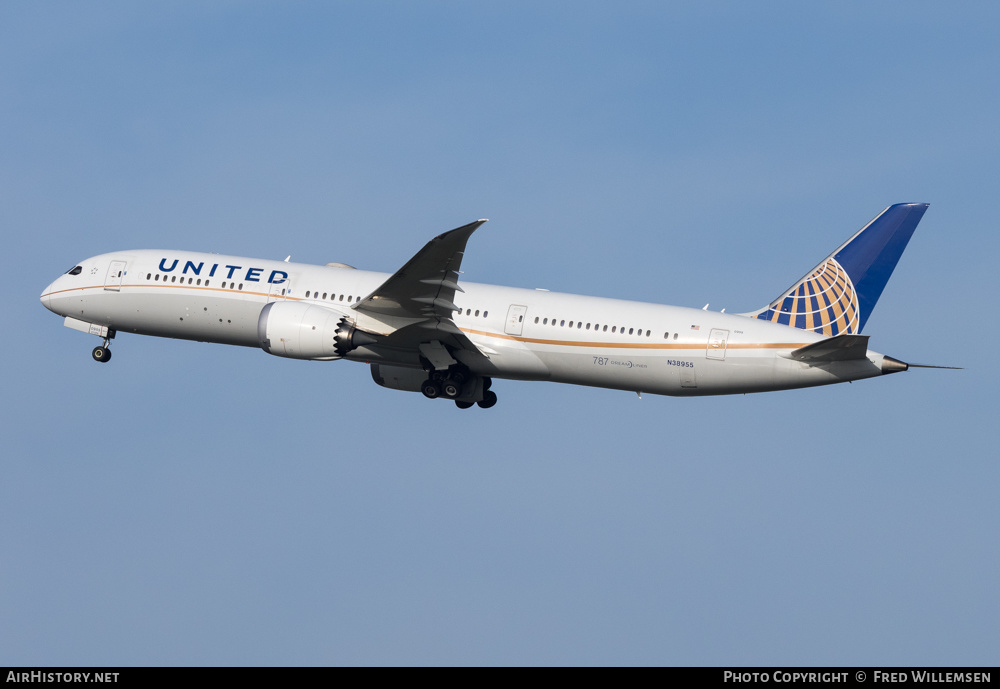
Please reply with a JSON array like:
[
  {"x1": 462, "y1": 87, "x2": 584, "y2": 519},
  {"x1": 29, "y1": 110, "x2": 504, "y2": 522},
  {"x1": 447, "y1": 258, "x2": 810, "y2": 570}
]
[
  {"x1": 370, "y1": 363, "x2": 428, "y2": 392},
  {"x1": 258, "y1": 301, "x2": 350, "y2": 360}
]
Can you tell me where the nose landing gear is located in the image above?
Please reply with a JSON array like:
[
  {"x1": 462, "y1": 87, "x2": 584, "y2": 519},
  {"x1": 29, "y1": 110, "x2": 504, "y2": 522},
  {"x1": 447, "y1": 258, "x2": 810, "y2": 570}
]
[{"x1": 91, "y1": 334, "x2": 114, "y2": 363}]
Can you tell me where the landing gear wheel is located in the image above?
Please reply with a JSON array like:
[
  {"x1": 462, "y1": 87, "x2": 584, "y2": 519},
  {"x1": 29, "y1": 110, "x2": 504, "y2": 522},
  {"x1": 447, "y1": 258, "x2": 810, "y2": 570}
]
[
  {"x1": 455, "y1": 400, "x2": 475, "y2": 410},
  {"x1": 441, "y1": 379, "x2": 462, "y2": 399},
  {"x1": 92, "y1": 346, "x2": 112, "y2": 363},
  {"x1": 421, "y1": 379, "x2": 442, "y2": 399},
  {"x1": 477, "y1": 390, "x2": 498, "y2": 409}
]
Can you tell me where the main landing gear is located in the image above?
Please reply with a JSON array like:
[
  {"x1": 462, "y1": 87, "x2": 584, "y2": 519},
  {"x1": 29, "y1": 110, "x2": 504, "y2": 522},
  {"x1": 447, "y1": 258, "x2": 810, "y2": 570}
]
[{"x1": 420, "y1": 365, "x2": 497, "y2": 409}]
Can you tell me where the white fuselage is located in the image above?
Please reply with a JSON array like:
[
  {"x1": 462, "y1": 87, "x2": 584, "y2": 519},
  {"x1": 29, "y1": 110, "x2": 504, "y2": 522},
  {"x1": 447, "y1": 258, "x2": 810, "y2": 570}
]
[{"x1": 41, "y1": 250, "x2": 892, "y2": 397}]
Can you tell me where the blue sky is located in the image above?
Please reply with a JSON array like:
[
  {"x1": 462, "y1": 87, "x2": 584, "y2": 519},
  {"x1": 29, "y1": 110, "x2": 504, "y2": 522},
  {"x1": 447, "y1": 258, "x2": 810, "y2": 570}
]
[{"x1": 2, "y1": 2, "x2": 997, "y2": 665}]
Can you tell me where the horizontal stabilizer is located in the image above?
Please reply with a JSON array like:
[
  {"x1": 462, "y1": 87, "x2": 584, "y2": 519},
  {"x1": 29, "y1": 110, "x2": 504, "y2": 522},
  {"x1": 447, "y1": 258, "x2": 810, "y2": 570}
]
[{"x1": 789, "y1": 334, "x2": 870, "y2": 362}]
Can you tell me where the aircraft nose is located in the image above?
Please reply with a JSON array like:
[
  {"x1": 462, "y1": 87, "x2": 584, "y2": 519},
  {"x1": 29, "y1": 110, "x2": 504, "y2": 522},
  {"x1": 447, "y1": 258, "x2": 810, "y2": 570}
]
[{"x1": 41, "y1": 279, "x2": 61, "y2": 314}]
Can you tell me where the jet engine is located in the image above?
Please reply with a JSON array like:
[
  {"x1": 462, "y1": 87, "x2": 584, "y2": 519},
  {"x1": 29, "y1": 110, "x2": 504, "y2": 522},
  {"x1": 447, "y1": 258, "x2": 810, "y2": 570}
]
[{"x1": 257, "y1": 301, "x2": 376, "y2": 360}]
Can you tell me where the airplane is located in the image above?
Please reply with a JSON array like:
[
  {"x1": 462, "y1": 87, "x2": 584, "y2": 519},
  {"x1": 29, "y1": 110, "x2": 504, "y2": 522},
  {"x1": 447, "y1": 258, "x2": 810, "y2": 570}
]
[{"x1": 41, "y1": 203, "x2": 947, "y2": 410}]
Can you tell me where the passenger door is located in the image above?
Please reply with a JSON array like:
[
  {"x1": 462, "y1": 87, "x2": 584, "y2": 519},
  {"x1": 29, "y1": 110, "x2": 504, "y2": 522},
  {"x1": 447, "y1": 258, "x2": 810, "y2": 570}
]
[
  {"x1": 268, "y1": 277, "x2": 291, "y2": 302},
  {"x1": 706, "y1": 328, "x2": 729, "y2": 360},
  {"x1": 104, "y1": 260, "x2": 127, "y2": 291},
  {"x1": 505, "y1": 304, "x2": 528, "y2": 336}
]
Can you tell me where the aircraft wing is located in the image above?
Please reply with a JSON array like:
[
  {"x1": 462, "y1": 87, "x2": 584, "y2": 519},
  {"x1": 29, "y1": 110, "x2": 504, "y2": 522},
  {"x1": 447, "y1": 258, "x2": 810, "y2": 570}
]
[
  {"x1": 352, "y1": 220, "x2": 490, "y2": 367},
  {"x1": 355, "y1": 220, "x2": 487, "y2": 319}
]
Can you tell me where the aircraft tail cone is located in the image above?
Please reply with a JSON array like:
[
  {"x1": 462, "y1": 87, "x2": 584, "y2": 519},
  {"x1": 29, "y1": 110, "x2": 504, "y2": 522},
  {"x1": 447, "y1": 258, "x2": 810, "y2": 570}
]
[{"x1": 881, "y1": 356, "x2": 909, "y2": 374}]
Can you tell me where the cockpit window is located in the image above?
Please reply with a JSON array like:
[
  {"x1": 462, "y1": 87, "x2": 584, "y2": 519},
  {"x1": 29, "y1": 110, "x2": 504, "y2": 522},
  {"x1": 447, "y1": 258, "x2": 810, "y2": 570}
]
[{"x1": 66, "y1": 266, "x2": 83, "y2": 275}]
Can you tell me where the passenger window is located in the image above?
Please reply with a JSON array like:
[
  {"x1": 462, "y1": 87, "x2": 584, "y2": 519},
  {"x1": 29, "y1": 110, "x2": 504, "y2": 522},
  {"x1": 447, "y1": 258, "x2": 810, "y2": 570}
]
[
  {"x1": 535, "y1": 317, "x2": 539, "y2": 324},
  {"x1": 197, "y1": 279, "x2": 202, "y2": 286},
  {"x1": 155, "y1": 274, "x2": 160, "y2": 281},
  {"x1": 560, "y1": 320, "x2": 565, "y2": 326},
  {"x1": 484, "y1": 311, "x2": 488, "y2": 318},
  {"x1": 543, "y1": 318, "x2": 548, "y2": 325},
  {"x1": 628, "y1": 328, "x2": 633, "y2": 335},
  {"x1": 238, "y1": 283, "x2": 243, "y2": 290},
  {"x1": 475, "y1": 310, "x2": 480, "y2": 317},
  {"x1": 323, "y1": 293, "x2": 327, "y2": 299},
  {"x1": 673, "y1": 333, "x2": 678, "y2": 340},
  {"x1": 347, "y1": 295, "x2": 352, "y2": 303},
  {"x1": 171, "y1": 276, "x2": 177, "y2": 283},
  {"x1": 612, "y1": 326, "x2": 617, "y2": 333},
  {"x1": 306, "y1": 291, "x2": 311, "y2": 298},
  {"x1": 603, "y1": 325, "x2": 608, "y2": 332}
]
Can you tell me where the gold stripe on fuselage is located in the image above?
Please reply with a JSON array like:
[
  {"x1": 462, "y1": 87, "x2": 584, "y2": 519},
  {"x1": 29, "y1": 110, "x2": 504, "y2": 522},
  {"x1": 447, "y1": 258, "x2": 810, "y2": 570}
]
[{"x1": 44, "y1": 283, "x2": 813, "y2": 353}]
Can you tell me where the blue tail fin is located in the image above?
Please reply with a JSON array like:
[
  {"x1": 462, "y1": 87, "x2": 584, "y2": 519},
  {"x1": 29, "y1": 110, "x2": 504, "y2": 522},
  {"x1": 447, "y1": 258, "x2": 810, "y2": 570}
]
[{"x1": 743, "y1": 203, "x2": 929, "y2": 335}]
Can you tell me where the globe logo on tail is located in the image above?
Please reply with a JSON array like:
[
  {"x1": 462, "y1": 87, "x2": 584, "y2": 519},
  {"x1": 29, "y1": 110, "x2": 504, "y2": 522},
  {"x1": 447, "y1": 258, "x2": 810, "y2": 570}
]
[{"x1": 756, "y1": 258, "x2": 860, "y2": 335}]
